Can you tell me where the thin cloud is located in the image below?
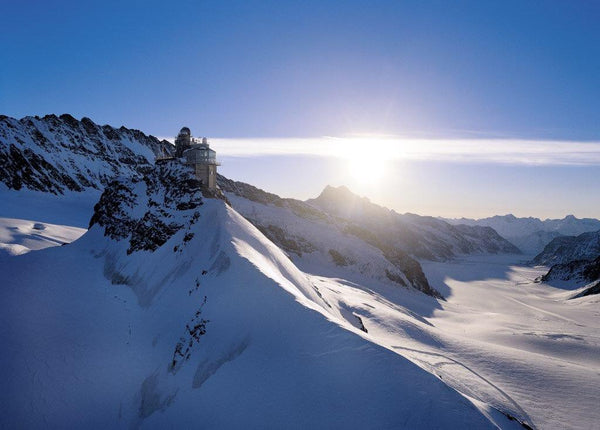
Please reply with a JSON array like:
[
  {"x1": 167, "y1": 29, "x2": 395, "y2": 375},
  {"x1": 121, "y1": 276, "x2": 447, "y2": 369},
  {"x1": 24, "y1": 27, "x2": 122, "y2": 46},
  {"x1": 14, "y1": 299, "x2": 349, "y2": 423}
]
[{"x1": 210, "y1": 137, "x2": 600, "y2": 166}]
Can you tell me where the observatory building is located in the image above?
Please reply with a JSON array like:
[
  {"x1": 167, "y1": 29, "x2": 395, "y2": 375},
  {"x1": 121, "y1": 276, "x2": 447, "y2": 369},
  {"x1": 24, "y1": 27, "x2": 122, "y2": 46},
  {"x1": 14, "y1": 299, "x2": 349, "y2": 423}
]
[{"x1": 174, "y1": 127, "x2": 219, "y2": 190}]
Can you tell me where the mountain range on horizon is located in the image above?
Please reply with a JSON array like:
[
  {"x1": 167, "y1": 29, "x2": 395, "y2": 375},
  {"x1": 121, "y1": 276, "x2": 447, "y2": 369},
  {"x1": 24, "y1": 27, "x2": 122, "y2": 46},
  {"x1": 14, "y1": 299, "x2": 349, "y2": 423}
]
[{"x1": 443, "y1": 213, "x2": 600, "y2": 255}]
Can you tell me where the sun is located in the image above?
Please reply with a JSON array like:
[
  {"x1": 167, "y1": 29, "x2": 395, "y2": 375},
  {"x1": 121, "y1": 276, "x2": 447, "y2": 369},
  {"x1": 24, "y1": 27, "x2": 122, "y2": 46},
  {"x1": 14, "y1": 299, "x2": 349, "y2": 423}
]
[
  {"x1": 346, "y1": 155, "x2": 387, "y2": 185},
  {"x1": 341, "y1": 137, "x2": 396, "y2": 186}
]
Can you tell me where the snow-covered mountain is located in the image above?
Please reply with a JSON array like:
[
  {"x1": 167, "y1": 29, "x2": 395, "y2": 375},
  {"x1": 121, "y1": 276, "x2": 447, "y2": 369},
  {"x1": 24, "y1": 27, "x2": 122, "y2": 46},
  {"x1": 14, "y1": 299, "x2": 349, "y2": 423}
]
[
  {"x1": 445, "y1": 214, "x2": 600, "y2": 254},
  {"x1": 308, "y1": 185, "x2": 520, "y2": 260},
  {"x1": 533, "y1": 230, "x2": 600, "y2": 298},
  {"x1": 0, "y1": 114, "x2": 172, "y2": 194},
  {"x1": 219, "y1": 178, "x2": 441, "y2": 298},
  {"x1": 532, "y1": 230, "x2": 600, "y2": 266},
  {"x1": 541, "y1": 256, "x2": 600, "y2": 284},
  {"x1": 0, "y1": 162, "x2": 505, "y2": 429},
  {"x1": 308, "y1": 186, "x2": 519, "y2": 260}
]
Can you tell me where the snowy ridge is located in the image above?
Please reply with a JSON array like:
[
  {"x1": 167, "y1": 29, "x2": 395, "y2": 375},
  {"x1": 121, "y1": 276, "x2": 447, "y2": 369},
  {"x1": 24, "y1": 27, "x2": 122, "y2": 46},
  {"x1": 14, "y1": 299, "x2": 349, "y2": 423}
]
[
  {"x1": 0, "y1": 161, "x2": 506, "y2": 428},
  {"x1": 0, "y1": 114, "x2": 173, "y2": 194}
]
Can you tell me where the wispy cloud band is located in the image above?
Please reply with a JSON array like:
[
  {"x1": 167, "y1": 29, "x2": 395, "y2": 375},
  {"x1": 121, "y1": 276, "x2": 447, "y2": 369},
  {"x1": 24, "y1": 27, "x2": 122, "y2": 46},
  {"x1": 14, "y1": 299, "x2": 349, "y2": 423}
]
[{"x1": 208, "y1": 137, "x2": 600, "y2": 166}]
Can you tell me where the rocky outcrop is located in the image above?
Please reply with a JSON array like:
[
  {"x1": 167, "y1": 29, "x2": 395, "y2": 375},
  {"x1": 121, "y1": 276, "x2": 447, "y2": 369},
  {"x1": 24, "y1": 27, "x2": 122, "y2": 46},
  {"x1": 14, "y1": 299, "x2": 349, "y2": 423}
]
[
  {"x1": 571, "y1": 281, "x2": 600, "y2": 299},
  {"x1": 90, "y1": 161, "x2": 203, "y2": 254}
]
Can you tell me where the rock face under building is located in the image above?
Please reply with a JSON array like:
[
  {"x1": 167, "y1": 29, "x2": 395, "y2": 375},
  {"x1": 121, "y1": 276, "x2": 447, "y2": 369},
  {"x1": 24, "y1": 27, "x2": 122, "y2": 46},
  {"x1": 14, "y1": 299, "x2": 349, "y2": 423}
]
[{"x1": 174, "y1": 127, "x2": 219, "y2": 190}]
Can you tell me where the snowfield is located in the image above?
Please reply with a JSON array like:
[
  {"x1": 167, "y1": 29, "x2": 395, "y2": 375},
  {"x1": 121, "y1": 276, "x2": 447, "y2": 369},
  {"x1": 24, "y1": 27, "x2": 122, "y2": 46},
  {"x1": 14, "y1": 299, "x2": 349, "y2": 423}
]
[
  {"x1": 0, "y1": 217, "x2": 86, "y2": 256},
  {"x1": 303, "y1": 254, "x2": 600, "y2": 430},
  {"x1": 420, "y1": 256, "x2": 600, "y2": 429}
]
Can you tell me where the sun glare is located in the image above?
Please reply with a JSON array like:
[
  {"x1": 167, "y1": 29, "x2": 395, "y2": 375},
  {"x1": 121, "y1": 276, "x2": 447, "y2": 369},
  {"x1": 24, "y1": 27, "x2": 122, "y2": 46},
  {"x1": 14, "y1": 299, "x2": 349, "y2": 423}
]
[{"x1": 340, "y1": 137, "x2": 398, "y2": 186}]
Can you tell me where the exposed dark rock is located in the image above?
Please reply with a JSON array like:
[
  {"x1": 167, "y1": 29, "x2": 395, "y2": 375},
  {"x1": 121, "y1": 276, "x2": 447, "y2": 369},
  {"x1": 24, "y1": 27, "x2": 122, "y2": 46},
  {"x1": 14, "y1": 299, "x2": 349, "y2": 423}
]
[
  {"x1": 171, "y1": 296, "x2": 209, "y2": 372},
  {"x1": 255, "y1": 224, "x2": 316, "y2": 257},
  {"x1": 355, "y1": 315, "x2": 368, "y2": 333},
  {"x1": 128, "y1": 212, "x2": 183, "y2": 254},
  {"x1": 572, "y1": 280, "x2": 600, "y2": 298},
  {"x1": 90, "y1": 162, "x2": 204, "y2": 254},
  {"x1": 329, "y1": 249, "x2": 351, "y2": 266}
]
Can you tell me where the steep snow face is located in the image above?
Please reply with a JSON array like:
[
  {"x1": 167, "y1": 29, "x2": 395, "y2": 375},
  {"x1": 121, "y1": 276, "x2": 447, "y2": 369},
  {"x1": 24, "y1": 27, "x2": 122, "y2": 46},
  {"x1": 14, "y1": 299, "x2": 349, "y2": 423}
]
[
  {"x1": 445, "y1": 214, "x2": 600, "y2": 254},
  {"x1": 0, "y1": 163, "x2": 501, "y2": 429},
  {"x1": 532, "y1": 230, "x2": 600, "y2": 266},
  {"x1": 0, "y1": 217, "x2": 85, "y2": 256},
  {"x1": 218, "y1": 176, "x2": 441, "y2": 298},
  {"x1": 308, "y1": 185, "x2": 520, "y2": 260},
  {"x1": 0, "y1": 114, "x2": 173, "y2": 194}
]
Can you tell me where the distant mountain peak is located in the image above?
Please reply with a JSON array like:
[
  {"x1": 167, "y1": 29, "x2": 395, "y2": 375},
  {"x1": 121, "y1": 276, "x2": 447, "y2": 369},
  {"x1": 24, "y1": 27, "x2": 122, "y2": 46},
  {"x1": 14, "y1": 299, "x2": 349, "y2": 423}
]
[{"x1": 317, "y1": 184, "x2": 365, "y2": 201}]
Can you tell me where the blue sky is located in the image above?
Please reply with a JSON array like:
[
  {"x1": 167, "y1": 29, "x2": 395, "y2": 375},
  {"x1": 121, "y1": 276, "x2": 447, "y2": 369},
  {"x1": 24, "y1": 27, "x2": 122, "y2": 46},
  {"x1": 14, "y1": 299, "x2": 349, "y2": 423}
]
[{"x1": 2, "y1": 1, "x2": 600, "y2": 218}]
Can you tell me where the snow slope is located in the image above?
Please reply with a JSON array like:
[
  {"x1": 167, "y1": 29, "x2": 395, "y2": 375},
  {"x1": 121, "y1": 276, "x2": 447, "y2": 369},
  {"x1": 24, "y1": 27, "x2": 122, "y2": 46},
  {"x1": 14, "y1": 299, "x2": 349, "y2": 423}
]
[
  {"x1": 0, "y1": 187, "x2": 100, "y2": 227},
  {"x1": 0, "y1": 217, "x2": 86, "y2": 256},
  {"x1": 218, "y1": 178, "x2": 521, "y2": 300},
  {"x1": 306, "y1": 254, "x2": 600, "y2": 429},
  {"x1": 0, "y1": 162, "x2": 504, "y2": 429}
]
